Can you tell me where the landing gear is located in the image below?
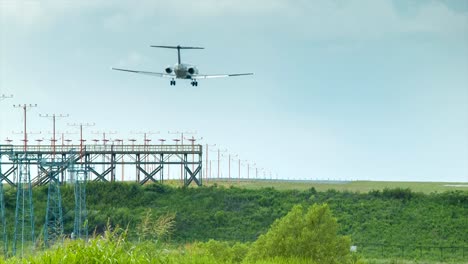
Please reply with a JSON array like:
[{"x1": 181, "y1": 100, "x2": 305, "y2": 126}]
[
  {"x1": 170, "y1": 79, "x2": 176, "y2": 86},
  {"x1": 191, "y1": 80, "x2": 198, "y2": 87}
]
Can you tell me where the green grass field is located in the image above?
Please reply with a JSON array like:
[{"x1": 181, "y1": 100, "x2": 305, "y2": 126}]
[
  {"x1": 199, "y1": 179, "x2": 468, "y2": 194},
  {"x1": 5, "y1": 179, "x2": 467, "y2": 194}
]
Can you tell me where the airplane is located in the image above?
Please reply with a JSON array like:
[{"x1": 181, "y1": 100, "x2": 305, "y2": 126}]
[{"x1": 112, "y1": 45, "x2": 253, "y2": 86}]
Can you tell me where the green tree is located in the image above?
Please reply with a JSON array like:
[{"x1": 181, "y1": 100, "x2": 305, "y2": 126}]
[{"x1": 245, "y1": 204, "x2": 351, "y2": 264}]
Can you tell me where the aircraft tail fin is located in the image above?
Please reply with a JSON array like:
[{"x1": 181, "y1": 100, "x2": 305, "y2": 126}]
[{"x1": 150, "y1": 45, "x2": 204, "y2": 64}]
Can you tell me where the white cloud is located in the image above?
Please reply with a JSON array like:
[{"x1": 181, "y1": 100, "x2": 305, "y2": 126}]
[{"x1": 2, "y1": 0, "x2": 466, "y2": 42}]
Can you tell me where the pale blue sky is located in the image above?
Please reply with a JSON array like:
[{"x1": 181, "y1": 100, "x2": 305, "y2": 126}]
[{"x1": 1, "y1": 0, "x2": 467, "y2": 182}]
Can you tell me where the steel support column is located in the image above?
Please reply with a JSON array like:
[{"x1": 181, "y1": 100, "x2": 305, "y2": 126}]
[
  {"x1": 0, "y1": 157, "x2": 7, "y2": 256},
  {"x1": 12, "y1": 158, "x2": 35, "y2": 257},
  {"x1": 43, "y1": 161, "x2": 64, "y2": 247}
]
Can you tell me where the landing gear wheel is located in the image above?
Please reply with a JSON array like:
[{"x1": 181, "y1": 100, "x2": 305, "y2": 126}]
[
  {"x1": 191, "y1": 80, "x2": 198, "y2": 87},
  {"x1": 170, "y1": 80, "x2": 176, "y2": 86}
]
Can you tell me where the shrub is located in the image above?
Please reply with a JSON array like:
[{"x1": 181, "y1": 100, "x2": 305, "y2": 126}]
[{"x1": 245, "y1": 204, "x2": 351, "y2": 264}]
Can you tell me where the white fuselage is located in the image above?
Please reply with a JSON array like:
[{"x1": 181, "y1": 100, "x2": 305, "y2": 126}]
[{"x1": 173, "y1": 63, "x2": 199, "y2": 79}]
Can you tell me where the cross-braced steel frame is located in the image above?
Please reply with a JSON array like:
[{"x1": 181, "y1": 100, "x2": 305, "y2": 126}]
[
  {"x1": 12, "y1": 155, "x2": 35, "y2": 257},
  {"x1": 0, "y1": 164, "x2": 7, "y2": 256},
  {"x1": 69, "y1": 161, "x2": 88, "y2": 241},
  {"x1": 0, "y1": 144, "x2": 203, "y2": 187},
  {"x1": 42, "y1": 157, "x2": 68, "y2": 247}
]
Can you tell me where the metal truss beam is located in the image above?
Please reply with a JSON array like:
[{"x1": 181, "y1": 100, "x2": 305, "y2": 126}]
[
  {"x1": 0, "y1": 144, "x2": 203, "y2": 187},
  {"x1": 0, "y1": 166, "x2": 16, "y2": 187},
  {"x1": 137, "y1": 165, "x2": 162, "y2": 184},
  {"x1": 88, "y1": 166, "x2": 113, "y2": 182},
  {"x1": 185, "y1": 165, "x2": 202, "y2": 186}
]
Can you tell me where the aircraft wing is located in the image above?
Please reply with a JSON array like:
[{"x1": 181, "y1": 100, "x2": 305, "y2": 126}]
[
  {"x1": 112, "y1": 68, "x2": 173, "y2": 78},
  {"x1": 192, "y1": 73, "x2": 254, "y2": 79}
]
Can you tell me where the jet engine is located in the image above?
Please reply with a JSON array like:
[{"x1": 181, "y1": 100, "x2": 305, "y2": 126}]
[
  {"x1": 188, "y1": 67, "x2": 198, "y2": 75},
  {"x1": 165, "y1": 67, "x2": 173, "y2": 74}
]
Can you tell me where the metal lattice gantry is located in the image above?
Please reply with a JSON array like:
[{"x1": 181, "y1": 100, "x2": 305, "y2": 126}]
[
  {"x1": 0, "y1": 160, "x2": 7, "y2": 256},
  {"x1": 40, "y1": 113, "x2": 69, "y2": 247},
  {"x1": 12, "y1": 155, "x2": 35, "y2": 257},
  {"x1": 68, "y1": 157, "x2": 88, "y2": 241},
  {"x1": 0, "y1": 93, "x2": 13, "y2": 256},
  {"x1": 42, "y1": 158, "x2": 66, "y2": 247},
  {"x1": 0, "y1": 144, "x2": 203, "y2": 187}
]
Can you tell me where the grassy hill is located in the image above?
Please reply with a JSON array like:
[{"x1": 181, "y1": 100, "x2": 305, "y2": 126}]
[{"x1": 1, "y1": 180, "x2": 467, "y2": 262}]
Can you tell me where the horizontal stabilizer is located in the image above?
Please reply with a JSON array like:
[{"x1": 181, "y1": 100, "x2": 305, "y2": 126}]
[{"x1": 150, "y1": 45, "x2": 204, "y2": 50}]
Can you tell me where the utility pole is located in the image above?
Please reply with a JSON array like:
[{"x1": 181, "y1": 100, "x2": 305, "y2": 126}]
[
  {"x1": 158, "y1": 139, "x2": 166, "y2": 181},
  {"x1": 134, "y1": 131, "x2": 159, "y2": 174},
  {"x1": 92, "y1": 130, "x2": 117, "y2": 174},
  {"x1": 184, "y1": 136, "x2": 203, "y2": 173},
  {"x1": 129, "y1": 139, "x2": 137, "y2": 182},
  {"x1": 56, "y1": 131, "x2": 77, "y2": 147},
  {"x1": 13, "y1": 130, "x2": 41, "y2": 152},
  {"x1": 205, "y1": 144, "x2": 216, "y2": 182},
  {"x1": 39, "y1": 114, "x2": 69, "y2": 157},
  {"x1": 54, "y1": 130, "x2": 77, "y2": 185},
  {"x1": 114, "y1": 139, "x2": 124, "y2": 181},
  {"x1": 134, "y1": 131, "x2": 159, "y2": 145},
  {"x1": 209, "y1": 160, "x2": 212, "y2": 182},
  {"x1": 238, "y1": 159, "x2": 244, "y2": 183},
  {"x1": 169, "y1": 130, "x2": 196, "y2": 145},
  {"x1": 222, "y1": 153, "x2": 238, "y2": 181},
  {"x1": 68, "y1": 122, "x2": 95, "y2": 162},
  {"x1": 247, "y1": 162, "x2": 255, "y2": 180},
  {"x1": 217, "y1": 148, "x2": 227, "y2": 179},
  {"x1": 172, "y1": 138, "x2": 181, "y2": 182},
  {"x1": 243, "y1": 161, "x2": 249, "y2": 180},
  {"x1": 92, "y1": 131, "x2": 117, "y2": 146},
  {"x1": 169, "y1": 130, "x2": 195, "y2": 185},
  {"x1": 13, "y1": 104, "x2": 38, "y2": 151}
]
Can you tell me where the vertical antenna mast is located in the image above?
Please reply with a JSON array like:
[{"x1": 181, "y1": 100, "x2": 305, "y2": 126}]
[
  {"x1": 39, "y1": 114, "x2": 69, "y2": 157},
  {"x1": 68, "y1": 122, "x2": 95, "y2": 161},
  {"x1": 13, "y1": 104, "x2": 38, "y2": 151}
]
